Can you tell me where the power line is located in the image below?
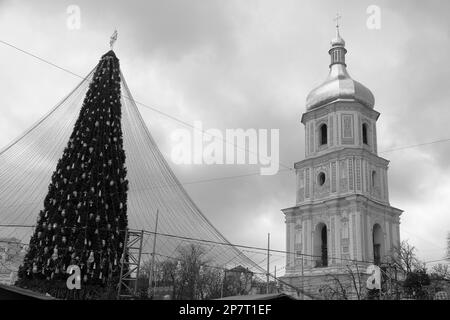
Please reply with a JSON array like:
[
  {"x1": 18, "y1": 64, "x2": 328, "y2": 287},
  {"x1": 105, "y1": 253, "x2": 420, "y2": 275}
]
[
  {"x1": 379, "y1": 138, "x2": 450, "y2": 154},
  {"x1": 0, "y1": 40, "x2": 87, "y2": 80},
  {"x1": 424, "y1": 258, "x2": 450, "y2": 265}
]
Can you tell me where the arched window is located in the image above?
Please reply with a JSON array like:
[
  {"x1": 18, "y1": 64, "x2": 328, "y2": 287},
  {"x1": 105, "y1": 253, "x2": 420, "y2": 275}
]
[
  {"x1": 314, "y1": 223, "x2": 328, "y2": 267},
  {"x1": 320, "y1": 124, "x2": 328, "y2": 145},
  {"x1": 373, "y1": 224, "x2": 383, "y2": 265},
  {"x1": 362, "y1": 123, "x2": 368, "y2": 145}
]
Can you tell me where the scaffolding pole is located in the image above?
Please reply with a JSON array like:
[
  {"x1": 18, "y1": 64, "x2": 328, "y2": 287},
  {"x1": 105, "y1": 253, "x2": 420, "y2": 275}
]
[
  {"x1": 117, "y1": 229, "x2": 144, "y2": 299},
  {"x1": 148, "y1": 209, "x2": 159, "y2": 298},
  {"x1": 266, "y1": 233, "x2": 270, "y2": 294}
]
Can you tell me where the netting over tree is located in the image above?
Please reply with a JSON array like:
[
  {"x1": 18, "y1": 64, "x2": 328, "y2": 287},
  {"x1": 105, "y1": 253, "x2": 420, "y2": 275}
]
[{"x1": 0, "y1": 50, "x2": 267, "y2": 297}]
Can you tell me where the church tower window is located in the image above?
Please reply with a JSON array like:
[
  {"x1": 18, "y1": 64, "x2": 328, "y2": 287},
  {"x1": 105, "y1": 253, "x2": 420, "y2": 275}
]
[
  {"x1": 372, "y1": 170, "x2": 377, "y2": 188},
  {"x1": 320, "y1": 124, "x2": 328, "y2": 145},
  {"x1": 373, "y1": 224, "x2": 383, "y2": 265},
  {"x1": 314, "y1": 223, "x2": 328, "y2": 267},
  {"x1": 362, "y1": 123, "x2": 368, "y2": 144}
]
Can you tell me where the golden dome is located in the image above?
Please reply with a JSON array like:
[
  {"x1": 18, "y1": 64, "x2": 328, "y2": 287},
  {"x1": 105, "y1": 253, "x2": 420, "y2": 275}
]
[
  {"x1": 305, "y1": 32, "x2": 375, "y2": 111},
  {"x1": 331, "y1": 33, "x2": 345, "y2": 47}
]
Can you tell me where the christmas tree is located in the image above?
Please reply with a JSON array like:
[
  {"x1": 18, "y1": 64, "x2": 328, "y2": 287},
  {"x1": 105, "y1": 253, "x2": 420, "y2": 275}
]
[{"x1": 17, "y1": 50, "x2": 129, "y2": 299}]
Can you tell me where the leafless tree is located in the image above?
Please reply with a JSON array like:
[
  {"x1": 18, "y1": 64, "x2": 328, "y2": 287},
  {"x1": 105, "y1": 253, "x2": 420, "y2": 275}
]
[
  {"x1": 430, "y1": 264, "x2": 450, "y2": 281},
  {"x1": 389, "y1": 240, "x2": 422, "y2": 275},
  {"x1": 320, "y1": 263, "x2": 365, "y2": 300}
]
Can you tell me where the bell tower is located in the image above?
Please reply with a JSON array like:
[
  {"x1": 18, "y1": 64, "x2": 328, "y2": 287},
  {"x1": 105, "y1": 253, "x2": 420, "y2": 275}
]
[{"x1": 282, "y1": 24, "x2": 403, "y2": 292}]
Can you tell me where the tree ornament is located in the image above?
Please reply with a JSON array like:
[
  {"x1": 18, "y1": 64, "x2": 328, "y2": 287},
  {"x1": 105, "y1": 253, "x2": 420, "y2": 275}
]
[
  {"x1": 52, "y1": 249, "x2": 58, "y2": 261},
  {"x1": 87, "y1": 251, "x2": 94, "y2": 264}
]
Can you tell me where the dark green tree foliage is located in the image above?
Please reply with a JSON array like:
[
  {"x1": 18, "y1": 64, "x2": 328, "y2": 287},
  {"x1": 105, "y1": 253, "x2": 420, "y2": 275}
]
[
  {"x1": 17, "y1": 51, "x2": 129, "y2": 298},
  {"x1": 403, "y1": 269, "x2": 431, "y2": 299}
]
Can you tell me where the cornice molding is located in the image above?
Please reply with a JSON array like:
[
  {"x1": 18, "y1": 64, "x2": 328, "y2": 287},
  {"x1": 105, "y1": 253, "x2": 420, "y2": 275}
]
[
  {"x1": 301, "y1": 100, "x2": 380, "y2": 124},
  {"x1": 295, "y1": 147, "x2": 389, "y2": 169}
]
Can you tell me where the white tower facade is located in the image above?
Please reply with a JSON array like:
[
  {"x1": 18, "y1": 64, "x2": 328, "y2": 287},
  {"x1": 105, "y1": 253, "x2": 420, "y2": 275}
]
[{"x1": 282, "y1": 29, "x2": 402, "y2": 287}]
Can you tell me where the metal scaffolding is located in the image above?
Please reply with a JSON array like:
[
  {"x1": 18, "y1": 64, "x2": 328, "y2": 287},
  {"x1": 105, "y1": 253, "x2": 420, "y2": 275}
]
[{"x1": 117, "y1": 229, "x2": 144, "y2": 299}]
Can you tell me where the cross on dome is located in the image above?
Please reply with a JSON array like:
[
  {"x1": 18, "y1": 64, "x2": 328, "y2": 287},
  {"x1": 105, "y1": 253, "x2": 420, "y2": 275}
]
[{"x1": 334, "y1": 13, "x2": 341, "y2": 33}]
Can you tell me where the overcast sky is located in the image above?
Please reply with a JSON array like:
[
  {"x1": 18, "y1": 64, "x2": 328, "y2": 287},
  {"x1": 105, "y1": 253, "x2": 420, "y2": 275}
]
[{"x1": 0, "y1": 0, "x2": 449, "y2": 269}]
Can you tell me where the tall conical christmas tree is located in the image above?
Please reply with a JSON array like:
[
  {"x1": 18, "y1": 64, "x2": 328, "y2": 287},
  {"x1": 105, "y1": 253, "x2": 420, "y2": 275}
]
[{"x1": 17, "y1": 50, "x2": 129, "y2": 299}]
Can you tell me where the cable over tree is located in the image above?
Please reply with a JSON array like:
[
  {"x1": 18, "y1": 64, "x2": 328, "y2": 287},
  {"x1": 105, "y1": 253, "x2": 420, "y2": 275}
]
[{"x1": 16, "y1": 50, "x2": 129, "y2": 299}]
